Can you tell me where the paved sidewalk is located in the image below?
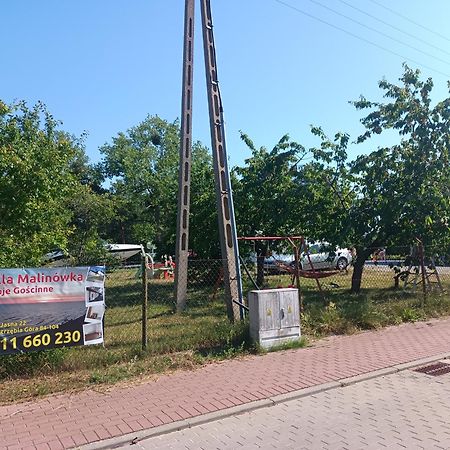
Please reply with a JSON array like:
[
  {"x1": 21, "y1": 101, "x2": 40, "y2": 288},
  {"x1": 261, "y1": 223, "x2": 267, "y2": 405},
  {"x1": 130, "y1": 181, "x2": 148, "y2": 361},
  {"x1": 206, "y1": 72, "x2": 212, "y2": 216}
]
[
  {"x1": 1, "y1": 318, "x2": 450, "y2": 450},
  {"x1": 128, "y1": 362, "x2": 450, "y2": 449}
]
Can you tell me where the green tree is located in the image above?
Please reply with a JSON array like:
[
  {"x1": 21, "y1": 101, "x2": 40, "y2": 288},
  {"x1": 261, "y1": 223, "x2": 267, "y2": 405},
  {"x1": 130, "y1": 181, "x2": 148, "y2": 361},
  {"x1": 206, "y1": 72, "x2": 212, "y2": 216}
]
[
  {"x1": 100, "y1": 115, "x2": 218, "y2": 257},
  {"x1": 234, "y1": 130, "x2": 352, "y2": 286},
  {"x1": 186, "y1": 147, "x2": 219, "y2": 257},
  {"x1": 0, "y1": 101, "x2": 78, "y2": 267},
  {"x1": 100, "y1": 115, "x2": 179, "y2": 251},
  {"x1": 234, "y1": 133, "x2": 308, "y2": 285},
  {"x1": 65, "y1": 185, "x2": 115, "y2": 264},
  {"x1": 346, "y1": 65, "x2": 450, "y2": 292},
  {"x1": 59, "y1": 133, "x2": 117, "y2": 265},
  {"x1": 297, "y1": 127, "x2": 352, "y2": 245},
  {"x1": 234, "y1": 65, "x2": 450, "y2": 295}
]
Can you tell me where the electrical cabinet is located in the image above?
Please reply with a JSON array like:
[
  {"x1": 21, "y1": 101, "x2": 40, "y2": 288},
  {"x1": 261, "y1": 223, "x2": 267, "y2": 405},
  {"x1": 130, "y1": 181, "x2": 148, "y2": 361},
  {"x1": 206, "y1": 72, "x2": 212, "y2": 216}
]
[{"x1": 248, "y1": 288, "x2": 301, "y2": 349}]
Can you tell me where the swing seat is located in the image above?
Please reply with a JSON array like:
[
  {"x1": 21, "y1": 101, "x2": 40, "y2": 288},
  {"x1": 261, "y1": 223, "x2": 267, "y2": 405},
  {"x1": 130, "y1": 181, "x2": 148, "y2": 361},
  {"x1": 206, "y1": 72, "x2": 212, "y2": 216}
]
[
  {"x1": 274, "y1": 261, "x2": 340, "y2": 279},
  {"x1": 298, "y1": 270, "x2": 340, "y2": 279}
]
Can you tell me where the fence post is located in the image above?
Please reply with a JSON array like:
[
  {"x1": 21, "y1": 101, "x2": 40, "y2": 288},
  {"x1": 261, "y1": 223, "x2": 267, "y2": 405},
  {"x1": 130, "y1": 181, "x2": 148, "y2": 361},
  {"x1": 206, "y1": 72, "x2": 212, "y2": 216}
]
[
  {"x1": 142, "y1": 254, "x2": 148, "y2": 349},
  {"x1": 293, "y1": 245, "x2": 303, "y2": 313},
  {"x1": 418, "y1": 239, "x2": 427, "y2": 307}
]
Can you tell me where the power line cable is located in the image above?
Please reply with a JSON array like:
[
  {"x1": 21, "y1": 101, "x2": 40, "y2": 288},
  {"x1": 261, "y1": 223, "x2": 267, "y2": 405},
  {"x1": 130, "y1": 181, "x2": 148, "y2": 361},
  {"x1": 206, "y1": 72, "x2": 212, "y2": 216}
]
[
  {"x1": 305, "y1": 0, "x2": 450, "y2": 66},
  {"x1": 336, "y1": 0, "x2": 450, "y2": 57},
  {"x1": 368, "y1": 0, "x2": 450, "y2": 44},
  {"x1": 273, "y1": 0, "x2": 450, "y2": 79}
]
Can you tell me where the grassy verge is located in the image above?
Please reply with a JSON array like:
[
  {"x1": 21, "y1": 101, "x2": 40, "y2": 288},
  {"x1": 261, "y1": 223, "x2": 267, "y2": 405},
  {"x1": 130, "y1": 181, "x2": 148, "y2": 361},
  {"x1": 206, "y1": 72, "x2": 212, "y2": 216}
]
[
  {"x1": 0, "y1": 266, "x2": 449, "y2": 404},
  {"x1": 258, "y1": 267, "x2": 450, "y2": 336}
]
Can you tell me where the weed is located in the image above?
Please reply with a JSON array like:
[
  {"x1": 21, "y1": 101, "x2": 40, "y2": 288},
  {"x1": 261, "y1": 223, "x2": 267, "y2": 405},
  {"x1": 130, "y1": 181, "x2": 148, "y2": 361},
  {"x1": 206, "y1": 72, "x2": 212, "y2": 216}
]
[
  {"x1": 400, "y1": 307, "x2": 422, "y2": 322},
  {"x1": 263, "y1": 336, "x2": 308, "y2": 353}
]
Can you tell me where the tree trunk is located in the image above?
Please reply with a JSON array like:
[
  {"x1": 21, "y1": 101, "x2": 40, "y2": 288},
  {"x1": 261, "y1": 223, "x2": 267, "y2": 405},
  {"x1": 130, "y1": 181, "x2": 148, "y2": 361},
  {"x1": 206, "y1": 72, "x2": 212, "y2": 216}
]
[{"x1": 351, "y1": 247, "x2": 372, "y2": 293}]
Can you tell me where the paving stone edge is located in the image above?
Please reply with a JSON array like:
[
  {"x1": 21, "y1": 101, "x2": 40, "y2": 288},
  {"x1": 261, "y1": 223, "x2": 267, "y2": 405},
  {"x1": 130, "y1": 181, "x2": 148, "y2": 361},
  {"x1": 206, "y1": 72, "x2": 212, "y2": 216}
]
[{"x1": 78, "y1": 352, "x2": 450, "y2": 450}]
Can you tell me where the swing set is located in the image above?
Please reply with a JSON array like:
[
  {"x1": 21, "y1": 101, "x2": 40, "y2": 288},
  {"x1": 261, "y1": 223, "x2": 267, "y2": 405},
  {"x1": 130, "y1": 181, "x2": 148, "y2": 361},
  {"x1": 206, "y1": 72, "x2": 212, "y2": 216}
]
[
  {"x1": 238, "y1": 236, "x2": 341, "y2": 310},
  {"x1": 393, "y1": 239, "x2": 444, "y2": 295}
]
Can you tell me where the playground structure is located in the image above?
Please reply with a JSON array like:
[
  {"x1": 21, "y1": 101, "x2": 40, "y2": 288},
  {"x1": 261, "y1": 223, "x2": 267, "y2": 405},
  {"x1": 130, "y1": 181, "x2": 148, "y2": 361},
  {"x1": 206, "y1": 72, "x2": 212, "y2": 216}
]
[
  {"x1": 393, "y1": 240, "x2": 444, "y2": 295},
  {"x1": 145, "y1": 254, "x2": 176, "y2": 280},
  {"x1": 238, "y1": 236, "x2": 343, "y2": 311},
  {"x1": 153, "y1": 255, "x2": 175, "y2": 280}
]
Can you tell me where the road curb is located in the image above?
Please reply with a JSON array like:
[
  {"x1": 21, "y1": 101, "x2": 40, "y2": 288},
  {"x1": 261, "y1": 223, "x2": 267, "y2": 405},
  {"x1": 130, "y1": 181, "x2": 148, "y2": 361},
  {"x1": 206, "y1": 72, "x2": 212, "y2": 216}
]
[{"x1": 78, "y1": 352, "x2": 450, "y2": 450}]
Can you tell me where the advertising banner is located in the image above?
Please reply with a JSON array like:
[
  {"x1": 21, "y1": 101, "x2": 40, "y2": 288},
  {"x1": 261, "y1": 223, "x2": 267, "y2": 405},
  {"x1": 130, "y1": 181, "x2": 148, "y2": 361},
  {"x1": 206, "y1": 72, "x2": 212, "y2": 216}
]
[{"x1": 0, "y1": 266, "x2": 105, "y2": 355}]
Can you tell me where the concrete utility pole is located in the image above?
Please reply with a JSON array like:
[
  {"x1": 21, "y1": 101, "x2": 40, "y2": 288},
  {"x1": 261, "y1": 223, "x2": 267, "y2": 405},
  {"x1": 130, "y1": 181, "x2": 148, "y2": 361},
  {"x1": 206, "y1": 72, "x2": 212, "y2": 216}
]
[
  {"x1": 175, "y1": 0, "x2": 244, "y2": 321},
  {"x1": 200, "y1": 0, "x2": 243, "y2": 321},
  {"x1": 174, "y1": 0, "x2": 195, "y2": 312}
]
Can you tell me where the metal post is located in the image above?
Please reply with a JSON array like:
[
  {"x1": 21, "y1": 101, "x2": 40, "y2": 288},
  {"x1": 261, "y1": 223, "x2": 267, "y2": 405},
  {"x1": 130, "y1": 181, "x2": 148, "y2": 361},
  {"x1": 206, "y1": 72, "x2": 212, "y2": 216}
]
[
  {"x1": 293, "y1": 245, "x2": 303, "y2": 313},
  {"x1": 175, "y1": 0, "x2": 195, "y2": 312},
  {"x1": 418, "y1": 239, "x2": 427, "y2": 307},
  {"x1": 142, "y1": 254, "x2": 148, "y2": 349},
  {"x1": 305, "y1": 250, "x2": 325, "y2": 303},
  {"x1": 200, "y1": 0, "x2": 242, "y2": 321},
  {"x1": 288, "y1": 237, "x2": 303, "y2": 313}
]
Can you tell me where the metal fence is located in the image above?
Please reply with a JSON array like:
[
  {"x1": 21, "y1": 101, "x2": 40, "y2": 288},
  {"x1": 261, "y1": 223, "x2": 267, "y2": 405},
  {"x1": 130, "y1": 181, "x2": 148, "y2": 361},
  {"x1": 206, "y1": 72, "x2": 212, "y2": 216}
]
[
  {"x1": 1, "y1": 246, "x2": 449, "y2": 383},
  {"x1": 103, "y1": 265, "x2": 144, "y2": 349},
  {"x1": 148, "y1": 246, "x2": 450, "y2": 323},
  {"x1": 237, "y1": 245, "x2": 450, "y2": 302}
]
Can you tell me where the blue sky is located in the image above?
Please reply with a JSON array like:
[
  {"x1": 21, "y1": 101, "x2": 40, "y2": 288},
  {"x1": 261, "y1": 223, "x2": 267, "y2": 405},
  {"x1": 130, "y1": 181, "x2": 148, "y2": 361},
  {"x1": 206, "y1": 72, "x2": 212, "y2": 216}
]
[{"x1": 3, "y1": 1, "x2": 450, "y2": 168}]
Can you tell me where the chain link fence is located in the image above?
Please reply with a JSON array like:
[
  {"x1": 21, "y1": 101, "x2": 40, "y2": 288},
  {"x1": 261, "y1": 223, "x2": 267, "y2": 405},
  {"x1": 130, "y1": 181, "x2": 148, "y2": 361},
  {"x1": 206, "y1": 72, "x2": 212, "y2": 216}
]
[
  {"x1": 0, "y1": 265, "x2": 145, "y2": 382},
  {"x1": 104, "y1": 265, "x2": 143, "y2": 348},
  {"x1": 237, "y1": 245, "x2": 450, "y2": 299},
  {"x1": 0, "y1": 260, "x2": 233, "y2": 385},
  {"x1": 0, "y1": 245, "x2": 449, "y2": 386}
]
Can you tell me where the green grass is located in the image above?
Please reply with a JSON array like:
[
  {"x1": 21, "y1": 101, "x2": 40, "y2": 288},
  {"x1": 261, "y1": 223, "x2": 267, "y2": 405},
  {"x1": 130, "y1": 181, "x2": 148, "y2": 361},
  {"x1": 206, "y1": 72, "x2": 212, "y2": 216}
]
[
  {"x1": 0, "y1": 265, "x2": 449, "y2": 404},
  {"x1": 257, "y1": 336, "x2": 308, "y2": 353},
  {"x1": 259, "y1": 267, "x2": 450, "y2": 337}
]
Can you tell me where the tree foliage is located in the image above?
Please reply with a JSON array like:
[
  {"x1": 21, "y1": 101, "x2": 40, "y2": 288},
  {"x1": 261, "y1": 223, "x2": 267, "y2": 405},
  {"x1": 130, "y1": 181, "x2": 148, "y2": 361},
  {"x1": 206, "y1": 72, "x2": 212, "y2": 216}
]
[
  {"x1": 234, "y1": 133, "x2": 305, "y2": 239},
  {"x1": 342, "y1": 65, "x2": 450, "y2": 291},
  {"x1": 233, "y1": 65, "x2": 450, "y2": 292},
  {"x1": 0, "y1": 101, "x2": 78, "y2": 267},
  {"x1": 100, "y1": 115, "x2": 217, "y2": 257},
  {"x1": 100, "y1": 115, "x2": 179, "y2": 248},
  {"x1": 233, "y1": 131, "x2": 351, "y2": 284},
  {"x1": 58, "y1": 133, "x2": 117, "y2": 264},
  {"x1": 297, "y1": 127, "x2": 352, "y2": 244},
  {"x1": 350, "y1": 65, "x2": 450, "y2": 248},
  {"x1": 2, "y1": 64, "x2": 448, "y2": 292}
]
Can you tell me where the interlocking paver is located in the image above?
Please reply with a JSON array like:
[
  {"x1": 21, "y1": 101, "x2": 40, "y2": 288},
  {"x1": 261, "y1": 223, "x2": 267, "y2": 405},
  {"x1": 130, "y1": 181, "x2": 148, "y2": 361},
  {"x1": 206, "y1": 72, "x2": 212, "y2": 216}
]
[
  {"x1": 132, "y1": 369, "x2": 450, "y2": 449},
  {"x1": 1, "y1": 318, "x2": 450, "y2": 449}
]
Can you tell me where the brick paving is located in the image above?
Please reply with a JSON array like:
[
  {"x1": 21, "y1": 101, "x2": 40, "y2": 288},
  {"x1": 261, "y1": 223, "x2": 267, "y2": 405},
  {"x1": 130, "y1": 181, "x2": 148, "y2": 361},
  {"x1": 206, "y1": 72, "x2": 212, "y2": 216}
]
[
  {"x1": 1, "y1": 318, "x2": 450, "y2": 449},
  {"x1": 131, "y1": 364, "x2": 450, "y2": 449}
]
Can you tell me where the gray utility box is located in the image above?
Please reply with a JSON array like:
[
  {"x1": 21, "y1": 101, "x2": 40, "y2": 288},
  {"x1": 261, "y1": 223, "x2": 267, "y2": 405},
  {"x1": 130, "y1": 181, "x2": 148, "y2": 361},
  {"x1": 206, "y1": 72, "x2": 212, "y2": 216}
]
[{"x1": 248, "y1": 288, "x2": 301, "y2": 350}]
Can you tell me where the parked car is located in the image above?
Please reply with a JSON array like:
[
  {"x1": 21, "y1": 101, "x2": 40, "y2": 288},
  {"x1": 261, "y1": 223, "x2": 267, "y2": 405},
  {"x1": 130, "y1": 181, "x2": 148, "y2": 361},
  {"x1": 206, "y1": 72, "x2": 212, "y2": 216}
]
[
  {"x1": 295, "y1": 242, "x2": 353, "y2": 271},
  {"x1": 43, "y1": 243, "x2": 143, "y2": 266},
  {"x1": 247, "y1": 253, "x2": 294, "y2": 274},
  {"x1": 264, "y1": 253, "x2": 295, "y2": 274}
]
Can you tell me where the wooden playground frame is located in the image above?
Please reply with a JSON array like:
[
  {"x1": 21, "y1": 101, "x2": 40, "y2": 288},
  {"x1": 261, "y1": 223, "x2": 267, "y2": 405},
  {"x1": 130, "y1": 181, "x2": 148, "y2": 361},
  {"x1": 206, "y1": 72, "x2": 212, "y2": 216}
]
[{"x1": 238, "y1": 236, "x2": 341, "y2": 311}]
